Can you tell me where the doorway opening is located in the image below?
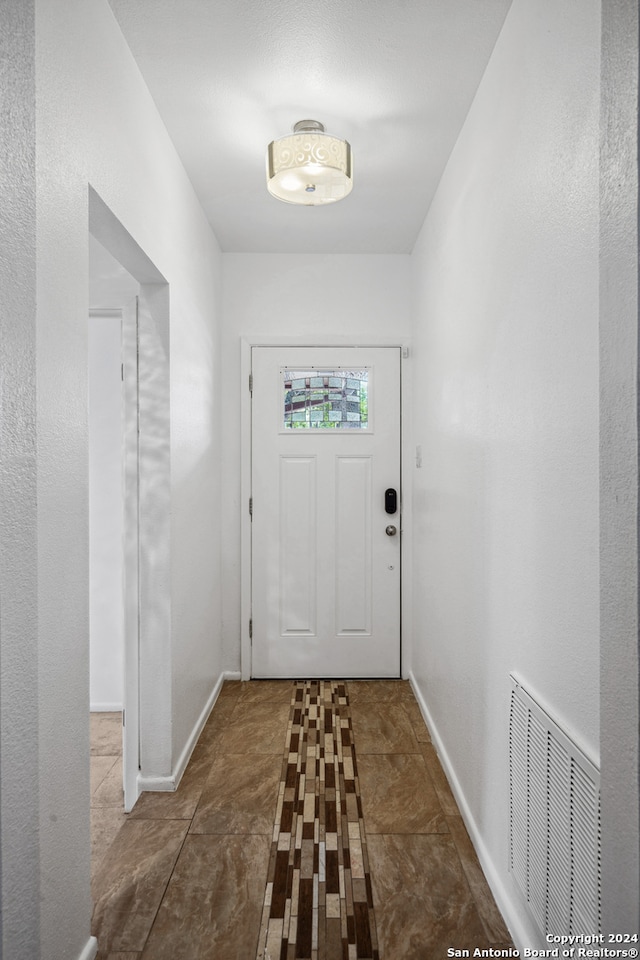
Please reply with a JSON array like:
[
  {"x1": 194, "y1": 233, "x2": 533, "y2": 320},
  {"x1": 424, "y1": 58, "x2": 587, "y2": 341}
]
[
  {"x1": 88, "y1": 188, "x2": 172, "y2": 881},
  {"x1": 88, "y1": 238, "x2": 139, "y2": 854}
]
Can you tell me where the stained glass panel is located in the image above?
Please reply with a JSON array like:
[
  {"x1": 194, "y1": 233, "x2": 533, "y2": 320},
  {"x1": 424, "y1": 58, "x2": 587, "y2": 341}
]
[{"x1": 283, "y1": 369, "x2": 369, "y2": 429}]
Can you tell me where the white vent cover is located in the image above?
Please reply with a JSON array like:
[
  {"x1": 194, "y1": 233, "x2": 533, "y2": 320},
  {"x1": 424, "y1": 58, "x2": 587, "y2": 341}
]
[{"x1": 509, "y1": 675, "x2": 601, "y2": 937}]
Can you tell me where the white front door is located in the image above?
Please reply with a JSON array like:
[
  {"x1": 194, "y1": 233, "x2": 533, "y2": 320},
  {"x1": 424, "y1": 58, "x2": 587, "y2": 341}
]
[{"x1": 251, "y1": 346, "x2": 401, "y2": 678}]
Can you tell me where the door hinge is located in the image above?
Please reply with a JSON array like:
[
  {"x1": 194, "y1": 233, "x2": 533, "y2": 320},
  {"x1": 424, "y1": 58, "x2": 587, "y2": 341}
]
[
  {"x1": 121, "y1": 362, "x2": 124, "y2": 381},
  {"x1": 249, "y1": 496, "x2": 253, "y2": 518},
  {"x1": 122, "y1": 709, "x2": 125, "y2": 727},
  {"x1": 249, "y1": 373, "x2": 253, "y2": 394},
  {"x1": 249, "y1": 618, "x2": 253, "y2": 640}
]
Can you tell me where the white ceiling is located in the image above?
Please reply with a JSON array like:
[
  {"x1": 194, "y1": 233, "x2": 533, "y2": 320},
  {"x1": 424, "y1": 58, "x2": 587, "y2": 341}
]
[{"x1": 108, "y1": 0, "x2": 512, "y2": 254}]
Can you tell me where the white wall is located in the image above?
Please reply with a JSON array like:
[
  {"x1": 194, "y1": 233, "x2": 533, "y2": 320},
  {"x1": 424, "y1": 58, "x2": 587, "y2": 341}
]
[
  {"x1": 409, "y1": 0, "x2": 601, "y2": 946},
  {"x1": 88, "y1": 312, "x2": 126, "y2": 710},
  {"x1": 88, "y1": 238, "x2": 141, "y2": 713},
  {"x1": 599, "y1": 0, "x2": 640, "y2": 934},
  {"x1": 1, "y1": 3, "x2": 40, "y2": 957},
  {"x1": 2, "y1": 0, "x2": 226, "y2": 957},
  {"x1": 89, "y1": 232, "x2": 140, "y2": 308},
  {"x1": 221, "y1": 253, "x2": 411, "y2": 672}
]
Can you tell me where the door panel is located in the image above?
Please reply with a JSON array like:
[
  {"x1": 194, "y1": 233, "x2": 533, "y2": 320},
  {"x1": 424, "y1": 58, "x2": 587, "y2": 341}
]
[
  {"x1": 280, "y1": 456, "x2": 317, "y2": 635},
  {"x1": 335, "y1": 456, "x2": 372, "y2": 635},
  {"x1": 251, "y1": 346, "x2": 400, "y2": 678}
]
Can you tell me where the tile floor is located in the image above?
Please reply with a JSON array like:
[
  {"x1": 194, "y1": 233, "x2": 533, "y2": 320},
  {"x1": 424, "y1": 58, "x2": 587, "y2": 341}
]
[
  {"x1": 90, "y1": 680, "x2": 514, "y2": 960},
  {"x1": 90, "y1": 711, "x2": 128, "y2": 883}
]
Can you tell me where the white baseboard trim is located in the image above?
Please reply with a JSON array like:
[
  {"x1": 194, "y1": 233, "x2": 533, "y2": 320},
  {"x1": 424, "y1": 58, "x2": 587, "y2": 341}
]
[
  {"x1": 408, "y1": 671, "x2": 531, "y2": 953},
  {"x1": 76, "y1": 936, "x2": 98, "y2": 960},
  {"x1": 137, "y1": 671, "x2": 239, "y2": 794},
  {"x1": 90, "y1": 702, "x2": 123, "y2": 712},
  {"x1": 137, "y1": 773, "x2": 177, "y2": 792}
]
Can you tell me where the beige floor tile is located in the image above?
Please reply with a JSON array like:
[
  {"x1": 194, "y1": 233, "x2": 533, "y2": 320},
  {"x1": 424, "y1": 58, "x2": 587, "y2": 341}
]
[
  {"x1": 447, "y1": 815, "x2": 513, "y2": 944},
  {"x1": 347, "y1": 679, "x2": 414, "y2": 703},
  {"x1": 92, "y1": 819, "x2": 189, "y2": 954},
  {"x1": 96, "y1": 954, "x2": 141, "y2": 960},
  {"x1": 350, "y1": 702, "x2": 420, "y2": 754},
  {"x1": 208, "y1": 693, "x2": 239, "y2": 719},
  {"x1": 91, "y1": 713, "x2": 123, "y2": 756},
  {"x1": 235, "y1": 679, "x2": 294, "y2": 703},
  {"x1": 421, "y1": 742, "x2": 461, "y2": 817},
  {"x1": 129, "y1": 742, "x2": 215, "y2": 821},
  {"x1": 140, "y1": 834, "x2": 271, "y2": 960},
  {"x1": 190, "y1": 753, "x2": 281, "y2": 835},
  {"x1": 93, "y1": 758, "x2": 124, "y2": 808},
  {"x1": 402, "y1": 699, "x2": 432, "y2": 743},
  {"x1": 197, "y1": 698, "x2": 240, "y2": 746},
  {"x1": 358, "y1": 753, "x2": 448, "y2": 834},
  {"x1": 368, "y1": 833, "x2": 489, "y2": 959},
  {"x1": 91, "y1": 807, "x2": 129, "y2": 879},
  {"x1": 91, "y1": 755, "x2": 120, "y2": 795},
  {"x1": 217, "y1": 679, "x2": 242, "y2": 701},
  {"x1": 212, "y1": 701, "x2": 291, "y2": 754}
]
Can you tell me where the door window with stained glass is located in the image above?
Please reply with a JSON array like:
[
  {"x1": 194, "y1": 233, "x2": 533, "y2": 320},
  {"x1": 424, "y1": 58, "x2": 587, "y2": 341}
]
[{"x1": 282, "y1": 369, "x2": 369, "y2": 430}]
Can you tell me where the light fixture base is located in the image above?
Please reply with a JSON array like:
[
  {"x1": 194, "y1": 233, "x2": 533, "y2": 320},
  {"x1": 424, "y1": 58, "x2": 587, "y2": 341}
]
[{"x1": 293, "y1": 119, "x2": 325, "y2": 134}]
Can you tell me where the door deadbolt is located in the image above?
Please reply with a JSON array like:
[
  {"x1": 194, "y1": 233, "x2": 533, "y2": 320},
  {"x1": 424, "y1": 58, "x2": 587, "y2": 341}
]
[{"x1": 385, "y1": 524, "x2": 397, "y2": 536}]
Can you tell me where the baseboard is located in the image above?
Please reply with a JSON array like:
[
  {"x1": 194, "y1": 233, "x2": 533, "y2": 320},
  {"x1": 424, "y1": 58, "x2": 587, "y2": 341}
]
[
  {"x1": 408, "y1": 671, "x2": 532, "y2": 953},
  {"x1": 137, "y1": 773, "x2": 177, "y2": 792},
  {"x1": 90, "y1": 702, "x2": 123, "y2": 712},
  {"x1": 76, "y1": 936, "x2": 98, "y2": 960},
  {"x1": 137, "y1": 670, "x2": 239, "y2": 794}
]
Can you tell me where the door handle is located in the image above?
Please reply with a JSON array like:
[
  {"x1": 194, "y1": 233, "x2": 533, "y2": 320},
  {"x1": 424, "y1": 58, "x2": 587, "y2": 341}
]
[{"x1": 385, "y1": 525, "x2": 397, "y2": 537}]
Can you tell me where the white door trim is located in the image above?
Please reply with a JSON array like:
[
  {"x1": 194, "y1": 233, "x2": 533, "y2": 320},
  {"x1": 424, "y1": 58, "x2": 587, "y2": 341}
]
[
  {"x1": 121, "y1": 297, "x2": 140, "y2": 812},
  {"x1": 240, "y1": 336, "x2": 413, "y2": 681}
]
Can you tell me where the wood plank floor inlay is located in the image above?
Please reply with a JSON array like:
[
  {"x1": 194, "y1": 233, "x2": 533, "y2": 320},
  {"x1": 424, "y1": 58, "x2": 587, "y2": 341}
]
[{"x1": 256, "y1": 681, "x2": 379, "y2": 960}]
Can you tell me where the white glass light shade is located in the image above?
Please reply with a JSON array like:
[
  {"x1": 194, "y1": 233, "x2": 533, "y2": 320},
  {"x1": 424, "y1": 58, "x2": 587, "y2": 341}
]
[{"x1": 266, "y1": 120, "x2": 353, "y2": 205}]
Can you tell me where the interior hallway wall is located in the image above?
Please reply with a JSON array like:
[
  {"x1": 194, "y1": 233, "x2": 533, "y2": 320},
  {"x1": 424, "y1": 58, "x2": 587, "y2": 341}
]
[
  {"x1": 88, "y1": 312, "x2": 126, "y2": 710},
  {"x1": 599, "y1": 0, "x2": 640, "y2": 934},
  {"x1": 409, "y1": 0, "x2": 601, "y2": 946},
  {"x1": 1, "y1": 2, "x2": 39, "y2": 957},
  {"x1": 1, "y1": 0, "x2": 226, "y2": 956},
  {"x1": 221, "y1": 253, "x2": 411, "y2": 672},
  {"x1": 88, "y1": 238, "x2": 141, "y2": 712}
]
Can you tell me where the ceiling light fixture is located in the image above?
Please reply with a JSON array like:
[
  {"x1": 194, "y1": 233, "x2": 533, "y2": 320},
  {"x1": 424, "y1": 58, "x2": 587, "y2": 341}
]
[{"x1": 266, "y1": 120, "x2": 353, "y2": 205}]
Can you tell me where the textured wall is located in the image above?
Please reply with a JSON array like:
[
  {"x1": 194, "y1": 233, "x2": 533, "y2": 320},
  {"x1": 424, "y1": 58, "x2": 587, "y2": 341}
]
[
  {"x1": 599, "y1": 0, "x2": 640, "y2": 934},
  {"x1": 410, "y1": 0, "x2": 600, "y2": 945},
  {"x1": 1, "y1": 4, "x2": 40, "y2": 957},
  {"x1": 29, "y1": 0, "x2": 223, "y2": 956}
]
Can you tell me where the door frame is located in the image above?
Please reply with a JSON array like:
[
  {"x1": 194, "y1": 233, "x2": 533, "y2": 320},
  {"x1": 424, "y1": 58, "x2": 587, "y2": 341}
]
[
  {"x1": 240, "y1": 336, "x2": 414, "y2": 681},
  {"x1": 90, "y1": 190, "x2": 173, "y2": 804},
  {"x1": 121, "y1": 298, "x2": 140, "y2": 811},
  {"x1": 88, "y1": 303, "x2": 139, "y2": 812}
]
